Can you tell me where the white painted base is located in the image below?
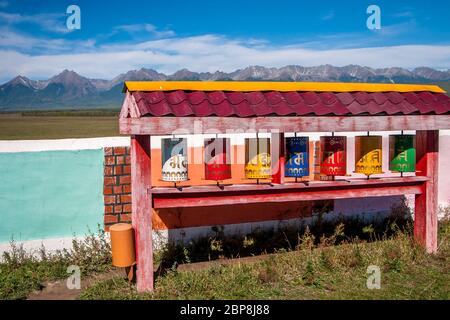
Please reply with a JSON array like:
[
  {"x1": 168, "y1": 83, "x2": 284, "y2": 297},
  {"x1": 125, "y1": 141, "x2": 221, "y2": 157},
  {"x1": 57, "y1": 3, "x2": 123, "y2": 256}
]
[{"x1": 0, "y1": 235, "x2": 110, "y2": 262}]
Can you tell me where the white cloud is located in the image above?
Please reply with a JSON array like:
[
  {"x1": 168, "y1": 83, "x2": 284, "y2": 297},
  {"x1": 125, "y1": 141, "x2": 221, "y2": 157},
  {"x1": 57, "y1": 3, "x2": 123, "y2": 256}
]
[
  {"x1": 321, "y1": 11, "x2": 335, "y2": 21},
  {"x1": 1, "y1": 33, "x2": 449, "y2": 82},
  {"x1": 0, "y1": 27, "x2": 95, "y2": 53},
  {"x1": 0, "y1": 11, "x2": 68, "y2": 33},
  {"x1": 111, "y1": 23, "x2": 175, "y2": 38}
]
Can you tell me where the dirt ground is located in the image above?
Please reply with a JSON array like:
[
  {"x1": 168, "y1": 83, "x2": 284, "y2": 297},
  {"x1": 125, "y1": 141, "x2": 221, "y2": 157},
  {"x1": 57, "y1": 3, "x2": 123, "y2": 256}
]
[
  {"x1": 27, "y1": 254, "x2": 273, "y2": 300},
  {"x1": 27, "y1": 268, "x2": 124, "y2": 300}
]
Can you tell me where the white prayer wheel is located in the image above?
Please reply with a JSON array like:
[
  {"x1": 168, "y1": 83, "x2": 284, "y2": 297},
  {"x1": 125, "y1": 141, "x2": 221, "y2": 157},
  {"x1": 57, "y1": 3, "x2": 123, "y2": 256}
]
[{"x1": 161, "y1": 138, "x2": 188, "y2": 182}]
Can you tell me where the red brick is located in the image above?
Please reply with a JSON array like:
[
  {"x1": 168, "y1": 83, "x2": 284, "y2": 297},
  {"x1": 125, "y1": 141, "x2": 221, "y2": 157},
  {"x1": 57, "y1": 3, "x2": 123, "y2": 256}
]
[
  {"x1": 116, "y1": 156, "x2": 125, "y2": 165},
  {"x1": 121, "y1": 194, "x2": 132, "y2": 204},
  {"x1": 104, "y1": 205, "x2": 114, "y2": 214},
  {"x1": 104, "y1": 195, "x2": 116, "y2": 204},
  {"x1": 120, "y1": 214, "x2": 132, "y2": 222},
  {"x1": 104, "y1": 176, "x2": 116, "y2": 186},
  {"x1": 119, "y1": 176, "x2": 131, "y2": 184},
  {"x1": 123, "y1": 184, "x2": 131, "y2": 193},
  {"x1": 105, "y1": 156, "x2": 115, "y2": 165},
  {"x1": 113, "y1": 185, "x2": 123, "y2": 194},
  {"x1": 123, "y1": 165, "x2": 131, "y2": 175},
  {"x1": 125, "y1": 155, "x2": 131, "y2": 164},
  {"x1": 114, "y1": 205, "x2": 123, "y2": 213},
  {"x1": 103, "y1": 186, "x2": 113, "y2": 195},
  {"x1": 123, "y1": 203, "x2": 132, "y2": 213},
  {"x1": 104, "y1": 215, "x2": 118, "y2": 224},
  {"x1": 125, "y1": 147, "x2": 131, "y2": 154},
  {"x1": 114, "y1": 166, "x2": 123, "y2": 175},
  {"x1": 114, "y1": 147, "x2": 127, "y2": 155},
  {"x1": 104, "y1": 166, "x2": 114, "y2": 176},
  {"x1": 104, "y1": 147, "x2": 113, "y2": 156},
  {"x1": 104, "y1": 225, "x2": 110, "y2": 232}
]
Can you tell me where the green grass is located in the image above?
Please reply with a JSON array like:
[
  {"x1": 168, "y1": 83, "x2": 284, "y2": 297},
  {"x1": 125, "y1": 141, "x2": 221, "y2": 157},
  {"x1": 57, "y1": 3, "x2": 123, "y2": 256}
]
[
  {"x1": 80, "y1": 208, "x2": 450, "y2": 300},
  {"x1": 0, "y1": 114, "x2": 118, "y2": 140},
  {"x1": 80, "y1": 225, "x2": 450, "y2": 300},
  {"x1": 0, "y1": 227, "x2": 112, "y2": 300},
  {"x1": 2, "y1": 207, "x2": 449, "y2": 300}
]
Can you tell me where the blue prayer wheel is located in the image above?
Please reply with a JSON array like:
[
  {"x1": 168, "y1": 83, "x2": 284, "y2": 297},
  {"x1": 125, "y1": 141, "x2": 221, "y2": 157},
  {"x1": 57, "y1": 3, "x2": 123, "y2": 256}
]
[{"x1": 285, "y1": 137, "x2": 309, "y2": 177}]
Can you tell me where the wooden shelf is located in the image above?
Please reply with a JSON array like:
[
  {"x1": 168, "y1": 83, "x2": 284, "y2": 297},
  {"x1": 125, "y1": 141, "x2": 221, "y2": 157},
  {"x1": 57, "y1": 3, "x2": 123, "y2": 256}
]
[{"x1": 151, "y1": 176, "x2": 428, "y2": 209}]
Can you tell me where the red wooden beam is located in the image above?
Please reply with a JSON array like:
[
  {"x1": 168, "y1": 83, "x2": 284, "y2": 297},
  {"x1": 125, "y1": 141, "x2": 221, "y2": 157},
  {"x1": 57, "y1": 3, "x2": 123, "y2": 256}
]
[
  {"x1": 271, "y1": 132, "x2": 285, "y2": 184},
  {"x1": 131, "y1": 135, "x2": 154, "y2": 292},
  {"x1": 151, "y1": 176, "x2": 428, "y2": 194},
  {"x1": 414, "y1": 130, "x2": 439, "y2": 253},
  {"x1": 152, "y1": 177, "x2": 425, "y2": 209},
  {"x1": 120, "y1": 115, "x2": 450, "y2": 135}
]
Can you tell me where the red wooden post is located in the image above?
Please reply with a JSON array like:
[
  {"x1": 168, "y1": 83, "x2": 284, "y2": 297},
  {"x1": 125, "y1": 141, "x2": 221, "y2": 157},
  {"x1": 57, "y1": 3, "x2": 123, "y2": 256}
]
[
  {"x1": 131, "y1": 135, "x2": 154, "y2": 291},
  {"x1": 414, "y1": 130, "x2": 439, "y2": 253},
  {"x1": 271, "y1": 132, "x2": 285, "y2": 184}
]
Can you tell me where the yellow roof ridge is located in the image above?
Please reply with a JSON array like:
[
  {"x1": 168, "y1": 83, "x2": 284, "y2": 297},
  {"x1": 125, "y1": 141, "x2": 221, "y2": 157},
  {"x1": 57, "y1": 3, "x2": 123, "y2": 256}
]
[{"x1": 123, "y1": 81, "x2": 445, "y2": 93}]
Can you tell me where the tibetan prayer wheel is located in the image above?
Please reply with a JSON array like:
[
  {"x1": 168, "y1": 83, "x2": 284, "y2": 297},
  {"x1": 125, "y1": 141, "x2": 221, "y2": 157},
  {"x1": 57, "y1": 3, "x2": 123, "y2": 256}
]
[
  {"x1": 285, "y1": 136, "x2": 309, "y2": 177},
  {"x1": 354, "y1": 135, "x2": 383, "y2": 176},
  {"x1": 389, "y1": 134, "x2": 416, "y2": 172},
  {"x1": 320, "y1": 136, "x2": 347, "y2": 176},
  {"x1": 244, "y1": 138, "x2": 271, "y2": 179},
  {"x1": 204, "y1": 137, "x2": 232, "y2": 181},
  {"x1": 161, "y1": 138, "x2": 188, "y2": 182}
]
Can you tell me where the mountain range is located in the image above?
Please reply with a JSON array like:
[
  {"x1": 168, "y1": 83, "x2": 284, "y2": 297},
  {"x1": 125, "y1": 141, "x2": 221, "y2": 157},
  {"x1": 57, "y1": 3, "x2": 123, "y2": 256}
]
[{"x1": 1, "y1": 65, "x2": 450, "y2": 110}]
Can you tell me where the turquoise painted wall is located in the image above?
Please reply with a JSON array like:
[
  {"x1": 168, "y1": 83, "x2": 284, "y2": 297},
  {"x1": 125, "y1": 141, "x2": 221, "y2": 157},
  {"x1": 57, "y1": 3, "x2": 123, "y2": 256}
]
[{"x1": 0, "y1": 149, "x2": 103, "y2": 242}]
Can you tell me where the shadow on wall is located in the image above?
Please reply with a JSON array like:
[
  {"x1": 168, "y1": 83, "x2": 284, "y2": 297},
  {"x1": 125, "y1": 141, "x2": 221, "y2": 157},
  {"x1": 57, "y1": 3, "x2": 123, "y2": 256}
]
[
  {"x1": 152, "y1": 195, "x2": 404, "y2": 248},
  {"x1": 154, "y1": 196, "x2": 413, "y2": 269}
]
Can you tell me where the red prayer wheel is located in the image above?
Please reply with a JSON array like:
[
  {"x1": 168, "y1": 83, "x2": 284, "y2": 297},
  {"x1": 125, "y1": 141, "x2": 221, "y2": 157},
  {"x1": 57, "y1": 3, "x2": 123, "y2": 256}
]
[
  {"x1": 320, "y1": 136, "x2": 347, "y2": 176},
  {"x1": 204, "y1": 138, "x2": 232, "y2": 181}
]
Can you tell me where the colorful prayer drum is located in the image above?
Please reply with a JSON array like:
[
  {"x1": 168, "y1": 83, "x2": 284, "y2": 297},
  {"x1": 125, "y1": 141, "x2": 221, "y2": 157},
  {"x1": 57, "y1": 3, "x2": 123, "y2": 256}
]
[
  {"x1": 244, "y1": 138, "x2": 271, "y2": 179},
  {"x1": 389, "y1": 134, "x2": 416, "y2": 172},
  {"x1": 354, "y1": 136, "x2": 383, "y2": 176},
  {"x1": 204, "y1": 138, "x2": 232, "y2": 181},
  {"x1": 161, "y1": 138, "x2": 188, "y2": 182},
  {"x1": 320, "y1": 136, "x2": 347, "y2": 176},
  {"x1": 285, "y1": 136, "x2": 309, "y2": 177}
]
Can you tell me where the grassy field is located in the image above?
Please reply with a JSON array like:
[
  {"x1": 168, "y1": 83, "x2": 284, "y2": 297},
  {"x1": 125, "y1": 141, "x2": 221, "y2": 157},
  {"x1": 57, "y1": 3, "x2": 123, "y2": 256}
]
[
  {"x1": 80, "y1": 219, "x2": 450, "y2": 300},
  {"x1": 0, "y1": 228, "x2": 112, "y2": 300},
  {"x1": 1, "y1": 210, "x2": 449, "y2": 300},
  {"x1": 0, "y1": 113, "x2": 118, "y2": 140}
]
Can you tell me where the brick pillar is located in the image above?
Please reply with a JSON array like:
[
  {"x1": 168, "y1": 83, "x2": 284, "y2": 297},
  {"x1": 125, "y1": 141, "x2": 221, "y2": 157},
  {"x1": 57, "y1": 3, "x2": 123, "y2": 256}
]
[{"x1": 103, "y1": 146, "x2": 132, "y2": 230}]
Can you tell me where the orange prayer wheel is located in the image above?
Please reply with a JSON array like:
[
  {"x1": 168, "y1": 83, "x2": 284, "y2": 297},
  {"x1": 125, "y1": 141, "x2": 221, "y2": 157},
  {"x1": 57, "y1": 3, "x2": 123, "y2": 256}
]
[{"x1": 110, "y1": 223, "x2": 136, "y2": 268}]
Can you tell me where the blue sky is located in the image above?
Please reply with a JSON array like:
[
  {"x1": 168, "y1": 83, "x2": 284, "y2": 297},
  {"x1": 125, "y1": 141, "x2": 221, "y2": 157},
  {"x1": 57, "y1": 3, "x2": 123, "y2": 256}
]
[{"x1": 0, "y1": 0, "x2": 449, "y2": 82}]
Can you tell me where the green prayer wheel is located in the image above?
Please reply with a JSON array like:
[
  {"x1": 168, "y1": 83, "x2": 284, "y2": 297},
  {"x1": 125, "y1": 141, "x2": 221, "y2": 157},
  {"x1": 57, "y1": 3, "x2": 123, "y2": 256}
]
[{"x1": 389, "y1": 134, "x2": 416, "y2": 172}]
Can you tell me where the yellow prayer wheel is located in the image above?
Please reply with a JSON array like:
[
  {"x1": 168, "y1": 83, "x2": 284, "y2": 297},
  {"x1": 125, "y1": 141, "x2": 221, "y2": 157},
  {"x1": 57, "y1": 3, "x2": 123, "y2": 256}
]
[
  {"x1": 110, "y1": 223, "x2": 136, "y2": 268},
  {"x1": 354, "y1": 135, "x2": 383, "y2": 176},
  {"x1": 244, "y1": 138, "x2": 271, "y2": 179}
]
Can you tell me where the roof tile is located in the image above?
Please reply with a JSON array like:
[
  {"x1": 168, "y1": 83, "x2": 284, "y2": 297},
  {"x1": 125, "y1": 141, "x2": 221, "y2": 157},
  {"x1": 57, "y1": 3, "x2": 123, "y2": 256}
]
[{"x1": 131, "y1": 89, "x2": 450, "y2": 117}]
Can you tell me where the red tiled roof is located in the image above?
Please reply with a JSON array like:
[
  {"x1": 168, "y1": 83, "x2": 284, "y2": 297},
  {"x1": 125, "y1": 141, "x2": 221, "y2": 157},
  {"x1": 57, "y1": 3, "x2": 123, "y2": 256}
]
[{"x1": 129, "y1": 90, "x2": 450, "y2": 117}]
